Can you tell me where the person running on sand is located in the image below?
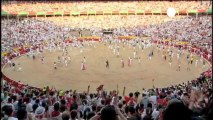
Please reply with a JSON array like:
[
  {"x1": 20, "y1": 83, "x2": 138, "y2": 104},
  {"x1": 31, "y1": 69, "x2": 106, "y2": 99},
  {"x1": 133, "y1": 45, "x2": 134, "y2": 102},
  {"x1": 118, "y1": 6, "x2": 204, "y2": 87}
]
[{"x1": 106, "y1": 60, "x2": 109, "y2": 68}]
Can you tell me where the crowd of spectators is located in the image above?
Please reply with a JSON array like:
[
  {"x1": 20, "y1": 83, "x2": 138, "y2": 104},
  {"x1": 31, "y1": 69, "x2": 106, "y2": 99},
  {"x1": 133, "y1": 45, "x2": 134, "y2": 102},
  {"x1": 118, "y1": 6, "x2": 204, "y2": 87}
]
[
  {"x1": 134, "y1": 16, "x2": 212, "y2": 48},
  {"x1": 37, "y1": 15, "x2": 184, "y2": 29},
  {"x1": 1, "y1": 18, "x2": 71, "y2": 54},
  {"x1": 1, "y1": 68, "x2": 212, "y2": 120},
  {"x1": 1, "y1": 15, "x2": 212, "y2": 55},
  {"x1": 2, "y1": 1, "x2": 212, "y2": 13}
]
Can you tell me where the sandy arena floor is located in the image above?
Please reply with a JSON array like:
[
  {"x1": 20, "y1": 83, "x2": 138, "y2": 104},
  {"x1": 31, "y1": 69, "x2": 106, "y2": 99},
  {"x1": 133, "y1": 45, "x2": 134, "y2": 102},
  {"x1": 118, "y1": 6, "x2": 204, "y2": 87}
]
[{"x1": 2, "y1": 42, "x2": 211, "y2": 94}]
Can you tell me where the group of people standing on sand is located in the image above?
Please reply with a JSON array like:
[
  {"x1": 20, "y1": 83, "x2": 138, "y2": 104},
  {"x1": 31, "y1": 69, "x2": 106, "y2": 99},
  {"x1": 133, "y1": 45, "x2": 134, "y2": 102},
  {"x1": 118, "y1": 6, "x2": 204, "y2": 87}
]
[
  {"x1": 104, "y1": 36, "x2": 154, "y2": 68},
  {"x1": 6, "y1": 35, "x2": 209, "y2": 73},
  {"x1": 6, "y1": 60, "x2": 22, "y2": 72},
  {"x1": 44, "y1": 36, "x2": 208, "y2": 72},
  {"x1": 159, "y1": 43, "x2": 208, "y2": 72},
  {"x1": 56, "y1": 47, "x2": 71, "y2": 68}
]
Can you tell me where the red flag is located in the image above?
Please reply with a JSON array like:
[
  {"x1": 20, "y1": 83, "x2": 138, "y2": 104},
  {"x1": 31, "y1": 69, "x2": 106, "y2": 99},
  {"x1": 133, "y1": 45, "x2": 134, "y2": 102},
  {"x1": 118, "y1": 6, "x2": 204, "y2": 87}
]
[{"x1": 96, "y1": 85, "x2": 104, "y2": 91}]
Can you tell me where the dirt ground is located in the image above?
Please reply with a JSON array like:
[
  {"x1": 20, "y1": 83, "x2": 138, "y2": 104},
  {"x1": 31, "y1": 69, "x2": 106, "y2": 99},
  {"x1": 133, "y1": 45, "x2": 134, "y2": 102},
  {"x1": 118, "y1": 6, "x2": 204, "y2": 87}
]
[{"x1": 2, "y1": 42, "x2": 210, "y2": 95}]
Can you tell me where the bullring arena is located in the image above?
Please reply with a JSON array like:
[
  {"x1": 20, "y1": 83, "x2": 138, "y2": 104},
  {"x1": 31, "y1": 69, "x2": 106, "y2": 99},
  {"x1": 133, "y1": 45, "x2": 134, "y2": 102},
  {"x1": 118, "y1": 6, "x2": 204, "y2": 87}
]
[
  {"x1": 1, "y1": 1, "x2": 213, "y2": 120},
  {"x1": 2, "y1": 40, "x2": 211, "y2": 93}
]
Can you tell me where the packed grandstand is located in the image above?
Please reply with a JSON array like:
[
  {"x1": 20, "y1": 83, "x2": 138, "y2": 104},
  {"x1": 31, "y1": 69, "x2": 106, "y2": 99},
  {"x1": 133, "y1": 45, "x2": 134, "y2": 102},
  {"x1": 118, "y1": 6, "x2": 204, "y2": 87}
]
[{"x1": 1, "y1": 1, "x2": 212, "y2": 120}]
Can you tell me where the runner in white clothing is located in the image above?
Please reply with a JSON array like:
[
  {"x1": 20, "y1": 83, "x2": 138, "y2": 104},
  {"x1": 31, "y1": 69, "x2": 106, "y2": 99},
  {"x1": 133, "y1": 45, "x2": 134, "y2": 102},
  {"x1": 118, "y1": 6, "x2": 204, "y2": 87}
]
[
  {"x1": 81, "y1": 61, "x2": 86, "y2": 70},
  {"x1": 83, "y1": 57, "x2": 86, "y2": 63},
  {"x1": 169, "y1": 58, "x2": 172, "y2": 67},
  {"x1": 195, "y1": 58, "x2": 198, "y2": 67},
  {"x1": 64, "y1": 58, "x2": 68, "y2": 67},
  {"x1": 138, "y1": 57, "x2": 141, "y2": 64},
  {"x1": 54, "y1": 62, "x2": 57, "y2": 69},
  {"x1": 133, "y1": 51, "x2": 136, "y2": 59}
]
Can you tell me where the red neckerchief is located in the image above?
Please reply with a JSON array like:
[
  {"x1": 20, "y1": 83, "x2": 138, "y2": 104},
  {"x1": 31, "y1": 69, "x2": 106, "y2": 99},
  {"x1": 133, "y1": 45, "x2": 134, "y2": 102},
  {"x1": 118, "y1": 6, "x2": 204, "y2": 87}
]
[{"x1": 51, "y1": 110, "x2": 60, "y2": 117}]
